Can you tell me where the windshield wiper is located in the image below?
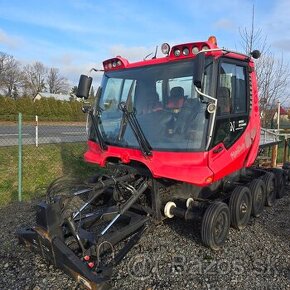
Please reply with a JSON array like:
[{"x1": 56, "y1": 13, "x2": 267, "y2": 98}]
[
  {"x1": 117, "y1": 80, "x2": 135, "y2": 141},
  {"x1": 88, "y1": 106, "x2": 107, "y2": 151},
  {"x1": 118, "y1": 102, "x2": 152, "y2": 156}
]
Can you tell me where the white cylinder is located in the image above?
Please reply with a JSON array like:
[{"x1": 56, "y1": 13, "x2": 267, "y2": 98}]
[
  {"x1": 186, "y1": 198, "x2": 194, "y2": 208},
  {"x1": 277, "y1": 101, "x2": 280, "y2": 132},
  {"x1": 164, "y1": 201, "x2": 177, "y2": 218},
  {"x1": 35, "y1": 115, "x2": 39, "y2": 147}
]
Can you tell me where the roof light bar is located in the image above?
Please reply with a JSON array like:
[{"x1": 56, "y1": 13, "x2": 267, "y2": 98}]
[{"x1": 103, "y1": 57, "x2": 129, "y2": 71}]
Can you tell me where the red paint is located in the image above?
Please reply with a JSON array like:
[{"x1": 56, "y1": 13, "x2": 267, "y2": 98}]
[
  {"x1": 85, "y1": 38, "x2": 261, "y2": 186},
  {"x1": 85, "y1": 141, "x2": 213, "y2": 186}
]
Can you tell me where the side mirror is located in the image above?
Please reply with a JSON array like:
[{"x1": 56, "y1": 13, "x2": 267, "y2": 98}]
[
  {"x1": 250, "y1": 50, "x2": 261, "y2": 59},
  {"x1": 194, "y1": 53, "x2": 205, "y2": 88},
  {"x1": 76, "y1": 75, "x2": 92, "y2": 99}
]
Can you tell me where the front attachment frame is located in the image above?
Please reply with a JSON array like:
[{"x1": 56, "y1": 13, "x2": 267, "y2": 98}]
[{"x1": 17, "y1": 174, "x2": 151, "y2": 289}]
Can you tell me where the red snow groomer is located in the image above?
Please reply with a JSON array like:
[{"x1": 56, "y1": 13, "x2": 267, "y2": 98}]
[{"x1": 17, "y1": 36, "x2": 289, "y2": 289}]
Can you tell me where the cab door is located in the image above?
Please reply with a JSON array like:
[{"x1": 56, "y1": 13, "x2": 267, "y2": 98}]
[{"x1": 208, "y1": 59, "x2": 250, "y2": 181}]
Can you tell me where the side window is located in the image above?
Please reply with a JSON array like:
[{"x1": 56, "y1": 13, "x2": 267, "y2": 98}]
[
  {"x1": 102, "y1": 78, "x2": 136, "y2": 111},
  {"x1": 102, "y1": 78, "x2": 123, "y2": 111},
  {"x1": 203, "y1": 58, "x2": 214, "y2": 96},
  {"x1": 213, "y1": 61, "x2": 248, "y2": 148},
  {"x1": 168, "y1": 76, "x2": 194, "y2": 98},
  {"x1": 217, "y1": 63, "x2": 247, "y2": 115},
  {"x1": 234, "y1": 66, "x2": 247, "y2": 113},
  {"x1": 121, "y1": 79, "x2": 136, "y2": 102},
  {"x1": 156, "y1": 80, "x2": 162, "y2": 101}
]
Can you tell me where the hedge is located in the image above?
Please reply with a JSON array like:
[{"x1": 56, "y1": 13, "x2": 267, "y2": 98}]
[{"x1": 0, "y1": 96, "x2": 86, "y2": 122}]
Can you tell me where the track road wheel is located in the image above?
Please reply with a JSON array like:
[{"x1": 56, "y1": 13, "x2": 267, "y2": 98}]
[
  {"x1": 262, "y1": 172, "x2": 276, "y2": 206},
  {"x1": 248, "y1": 179, "x2": 266, "y2": 217},
  {"x1": 272, "y1": 168, "x2": 286, "y2": 199},
  {"x1": 201, "y1": 201, "x2": 230, "y2": 251},
  {"x1": 229, "y1": 186, "x2": 252, "y2": 230}
]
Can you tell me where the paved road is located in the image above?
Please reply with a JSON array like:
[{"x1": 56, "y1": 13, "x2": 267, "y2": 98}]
[{"x1": 0, "y1": 124, "x2": 87, "y2": 146}]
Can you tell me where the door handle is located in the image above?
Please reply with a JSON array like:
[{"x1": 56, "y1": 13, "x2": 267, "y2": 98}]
[{"x1": 213, "y1": 146, "x2": 223, "y2": 154}]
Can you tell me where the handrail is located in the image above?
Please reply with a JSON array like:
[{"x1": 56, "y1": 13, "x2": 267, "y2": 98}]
[
  {"x1": 260, "y1": 128, "x2": 280, "y2": 147},
  {"x1": 261, "y1": 128, "x2": 280, "y2": 137}
]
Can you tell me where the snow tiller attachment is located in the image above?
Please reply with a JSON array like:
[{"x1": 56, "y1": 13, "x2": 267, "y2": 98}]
[{"x1": 17, "y1": 171, "x2": 153, "y2": 289}]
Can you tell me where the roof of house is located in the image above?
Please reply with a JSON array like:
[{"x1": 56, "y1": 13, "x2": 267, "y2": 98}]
[
  {"x1": 270, "y1": 106, "x2": 288, "y2": 115},
  {"x1": 280, "y1": 106, "x2": 288, "y2": 115}
]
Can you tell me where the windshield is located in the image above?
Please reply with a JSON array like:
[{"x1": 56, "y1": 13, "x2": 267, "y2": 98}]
[{"x1": 95, "y1": 59, "x2": 213, "y2": 151}]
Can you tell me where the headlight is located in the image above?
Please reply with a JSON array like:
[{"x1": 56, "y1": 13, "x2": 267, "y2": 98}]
[
  {"x1": 161, "y1": 43, "x2": 170, "y2": 55},
  {"x1": 192, "y1": 46, "x2": 199, "y2": 54},
  {"x1": 182, "y1": 47, "x2": 189, "y2": 56},
  {"x1": 174, "y1": 49, "x2": 181, "y2": 56}
]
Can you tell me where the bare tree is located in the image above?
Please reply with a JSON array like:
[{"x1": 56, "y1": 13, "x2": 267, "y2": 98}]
[
  {"x1": 239, "y1": 5, "x2": 290, "y2": 127},
  {"x1": 22, "y1": 62, "x2": 47, "y2": 97},
  {"x1": 0, "y1": 52, "x2": 7, "y2": 87},
  {"x1": 0, "y1": 52, "x2": 10, "y2": 83},
  {"x1": 1, "y1": 53, "x2": 71, "y2": 98},
  {"x1": 4, "y1": 60, "x2": 22, "y2": 98},
  {"x1": 256, "y1": 53, "x2": 289, "y2": 126},
  {"x1": 239, "y1": 6, "x2": 268, "y2": 55},
  {"x1": 47, "y1": 68, "x2": 69, "y2": 94},
  {"x1": 0, "y1": 52, "x2": 22, "y2": 97}
]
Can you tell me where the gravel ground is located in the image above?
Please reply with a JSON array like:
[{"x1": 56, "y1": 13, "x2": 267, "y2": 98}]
[{"x1": 0, "y1": 190, "x2": 289, "y2": 290}]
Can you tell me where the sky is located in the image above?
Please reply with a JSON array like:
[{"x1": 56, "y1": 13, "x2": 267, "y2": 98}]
[{"x1": 0, "y1": 0, "x2": 290, "y2": 90}]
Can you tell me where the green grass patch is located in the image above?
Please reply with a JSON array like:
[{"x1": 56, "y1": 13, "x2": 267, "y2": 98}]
[{"x1": 0, "y1": 143, "x2": 102, "y2": 207}]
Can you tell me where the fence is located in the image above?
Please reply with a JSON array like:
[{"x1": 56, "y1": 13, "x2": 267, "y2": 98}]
[
  {"x1": 0, "y1": 112, "x2": 99, "y2": 207},
  {"x1": 0, "y1": 112, "x2": 289, "y2": 207}
]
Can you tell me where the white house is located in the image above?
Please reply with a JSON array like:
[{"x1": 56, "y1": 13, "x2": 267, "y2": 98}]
[
  {"x1": 33, "y1": 92, "x2": 73, "y2": 102},
  {"x1": 273, "y1": 106, "x2": 289, "y2": 121}
]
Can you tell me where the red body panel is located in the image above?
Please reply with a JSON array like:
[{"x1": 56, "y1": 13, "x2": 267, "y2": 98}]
[
  {"x1": 85, "y1": 141, "x2": 213, "y2": 186},
  {"x1": 244, "y1": 68, "x2": 261, "y2": 167},
  {"x1": 85, "y1": 40, "x2": 260, "y2": 186}
]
